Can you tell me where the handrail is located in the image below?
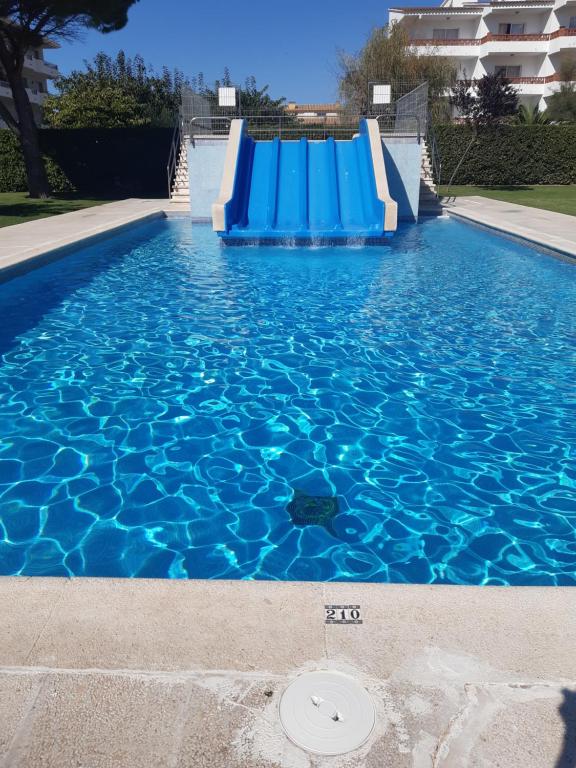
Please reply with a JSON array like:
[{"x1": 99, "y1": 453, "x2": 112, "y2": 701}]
[
  {"x1": 186, "y1": 116, "x2": 233, "y2": 142},
  {"x1": 424, "y1": 115, "x2": 442, "y2": 199},
  {"x1": 166, "y1": 119, "x2": 181, "y2": 199}
]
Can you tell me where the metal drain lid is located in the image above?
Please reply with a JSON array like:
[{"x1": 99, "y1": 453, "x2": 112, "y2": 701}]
[{"x1": 279, "y1": 671, "x2": 375, "y2": 755}]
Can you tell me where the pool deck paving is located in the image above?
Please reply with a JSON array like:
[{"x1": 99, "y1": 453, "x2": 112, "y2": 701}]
[
  {"x1": 0, "y1": 199, "x2": 183, "y2": 277},
  {"x1": 1, "y1": 577, "x2": 575, "y2": 767},
  {"x1": 443, "y1": 196, "x2": 576, "y2": 259}
]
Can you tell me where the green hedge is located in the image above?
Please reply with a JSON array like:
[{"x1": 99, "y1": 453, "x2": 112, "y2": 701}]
[
  {"x1": 433, "y1": 125, "x2": 576, "y2": 186},
  {"x1": 0, "y1": 127, "x2": 173, "y2": 197},
  {"x1": 0, "y1": 131, "x2": 72, "y2": 193}
]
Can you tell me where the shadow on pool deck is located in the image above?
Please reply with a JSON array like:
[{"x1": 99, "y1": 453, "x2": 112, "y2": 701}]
[{"x1": 557, "y1": 688, "x2": 576, "y2": 768}]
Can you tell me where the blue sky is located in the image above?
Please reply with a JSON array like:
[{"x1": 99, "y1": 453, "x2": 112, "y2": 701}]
[{"x1": 49, "y1": 0, "x2": 435, "y2": 103}]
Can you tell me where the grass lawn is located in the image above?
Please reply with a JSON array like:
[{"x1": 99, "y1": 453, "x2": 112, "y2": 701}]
[
  {"x1": 439, "y1": 185, "x2": 576, "y2": 217},
  {"x1": 0, "y1": 193, "x2": 117, "y2": 229}
]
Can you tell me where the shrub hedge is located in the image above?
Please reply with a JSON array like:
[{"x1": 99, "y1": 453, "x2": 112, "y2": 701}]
[
  {"x1": 434, "y1": 125, "x2": 576, "y2": 186},
  {"x1": 3, "y1": 125, "x2": 575, "y2": 195},
  {"x1": 0, "y1": 130, "x2": 72, "y2": 193},
  {"x1": 0, "y1": 127, "x2": 173, "y2": 197}
]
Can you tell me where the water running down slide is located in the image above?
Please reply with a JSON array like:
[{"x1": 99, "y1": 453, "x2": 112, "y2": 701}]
[{"x1": 212, "y1": 119, "x2": 397, "y2": 243}]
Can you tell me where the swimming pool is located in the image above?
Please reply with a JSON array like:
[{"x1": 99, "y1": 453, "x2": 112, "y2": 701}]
[{"x1": 0, "y1": 217, "x2": 575, "y2": 584}]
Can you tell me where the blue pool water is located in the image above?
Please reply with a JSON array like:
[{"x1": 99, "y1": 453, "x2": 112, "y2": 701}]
[{"x1": 0, "y1": 218, "x2": 575, "y2": 584}]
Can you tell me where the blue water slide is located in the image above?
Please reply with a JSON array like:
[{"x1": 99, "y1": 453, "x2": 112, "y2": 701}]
[{"x1": 212, "y1": 119, "x2": 397, "y2": 243}]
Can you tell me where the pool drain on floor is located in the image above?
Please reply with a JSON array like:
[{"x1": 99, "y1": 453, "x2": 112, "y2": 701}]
[{"x1": 279, "y1": 671, "x2": 375, "y2": 755}]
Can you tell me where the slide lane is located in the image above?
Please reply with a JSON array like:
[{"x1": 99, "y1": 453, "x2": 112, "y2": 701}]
[
  {"x1": 308, "y1": 138, "x2": 341, "y2": 233},
  {"x1": 275, "y1": 141, "x2": 301, "y2": 231}
]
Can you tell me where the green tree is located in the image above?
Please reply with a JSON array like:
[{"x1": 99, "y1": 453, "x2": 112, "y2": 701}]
[
  {"x1": 545, "y1": 62, "x2": 576, "y2": 123},
  {"x1": 338, "y1": 24, "x2": 456, "y2": 113},
  {"x1": 446, "y1": 74, "x2": 519, "y2": 188},
  {"x1": 450, "y1": 73, "x2": 519, "y2": 127},
  {"x1": 44, "y1": 51, "x2": 189, "y2": 128},
  {"x1": 0, "y1": 1, "x2": 138, "y2": 198}
]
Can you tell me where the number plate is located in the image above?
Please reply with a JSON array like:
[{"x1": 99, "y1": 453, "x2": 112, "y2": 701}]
[{"x1": 324, "y1": 605, "x2": 362, "y2": 624}]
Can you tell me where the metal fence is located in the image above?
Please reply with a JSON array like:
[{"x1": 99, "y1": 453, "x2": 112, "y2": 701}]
[
  {"x1": 182, "y1": 110, "x2": 421, "y2": 143},
  {"x1": 168, "y1": 83, "x2": 428, "y2": 195},
  {"x1": 180, "y1": 88, "x2": 212, "y2": 132},
  {"x1": 395, "y1": 82, "x2": 429, "y2": 135}
]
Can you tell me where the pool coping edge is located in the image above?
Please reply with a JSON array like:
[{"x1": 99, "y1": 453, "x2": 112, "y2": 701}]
[
  {"x1": 445, "y1": 202, "x2": 576, "y2": 261},
  {"x1": 0, "y1": 207, "x2": 167, "y2": 282}
]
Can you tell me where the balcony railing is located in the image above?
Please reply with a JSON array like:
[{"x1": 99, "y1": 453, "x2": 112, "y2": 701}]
[
  {"x1": 456, "y1": 74, "x2": 567, "y2": 85},
  {"x1": 410, "y1": 38, "x2": 480, "y2": 45},
  {"x1": 507, "y1": 76, "x2": 547, "y2": 84},
  {"x1": 410, "y1": 28, "x2": 576, "y2": 45}
]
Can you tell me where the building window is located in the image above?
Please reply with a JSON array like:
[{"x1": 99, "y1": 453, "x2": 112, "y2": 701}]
[
  {"x1": 569, "y1": 16, "x2": 576, "y2": 28},
  {"x1": 495, "y1": 65, "x2": 521, "y2": 78},
  {"x1": 498, "y1": 23, "x2": 525, "y2": 35},
  {"x1": 432, "y1": 28, "x2": 460, "y2": 40}
]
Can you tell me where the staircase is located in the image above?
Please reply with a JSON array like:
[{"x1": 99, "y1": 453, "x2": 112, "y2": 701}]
[
  {"x1": 418, "y1": 140, "x2": 443, "y2": 217},
  {"x1": 170, "y1": 136, "x2": 190, "y2": 203}
]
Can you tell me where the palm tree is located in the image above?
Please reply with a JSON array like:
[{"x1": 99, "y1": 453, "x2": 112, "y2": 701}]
[{"x1": 515, "y1": 104, "x2": 550, "y2": 124}]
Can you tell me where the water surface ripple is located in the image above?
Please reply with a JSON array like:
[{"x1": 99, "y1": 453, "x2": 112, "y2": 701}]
[{"x1": 0, "y1": 219, "x2": 575, "y2": 584}]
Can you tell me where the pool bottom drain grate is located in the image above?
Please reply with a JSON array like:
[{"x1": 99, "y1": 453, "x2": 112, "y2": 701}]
[
  {"x1": 287, "y1": 490, "x2": 339, "y2": 534},
  {"x1": 279, "y1": 671, "x2": 375, "y2": 755}
]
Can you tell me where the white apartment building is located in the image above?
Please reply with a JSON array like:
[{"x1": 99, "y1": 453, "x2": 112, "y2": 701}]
[
  {"x1": 0, "y1": 41, "x2": 59, "y2": 128},
  {"x1": 389, "y1": 0, "x2": 576, "y2": 109}
]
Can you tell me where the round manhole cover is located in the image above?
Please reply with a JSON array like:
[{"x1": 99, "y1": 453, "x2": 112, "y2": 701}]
[{"x1": 279, "y1": 671, "x2": 375, "y2": 755}]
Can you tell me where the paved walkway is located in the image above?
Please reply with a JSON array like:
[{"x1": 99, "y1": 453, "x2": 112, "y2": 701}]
[
  {"x1": 1, "y1": 577, "x2": 575, "y2": 767},
  {"x1": 0, "y1": 199, "x2": 187, "y2": 277},
  {"x1": 444, "y1": 196, "x2": 576, "y2": 258}
]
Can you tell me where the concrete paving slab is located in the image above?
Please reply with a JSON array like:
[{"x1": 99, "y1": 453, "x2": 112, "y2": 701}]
[
  {"x1": 22, "y1": 578, "x2": 325, "y2": 674},
  {"x1": 0, "y1": 673, "x2": 45, "y2": 762},
  {"x1": 175, "y1": 679, "x2": 284, "y2": 768},
  {"x1": 0, "y1": 578, "x2": 68, "y2": 666},
  {"x1": 1, "y1": 671, "x2": 191, "y2": 768},
  {"x1": 444, "y1": 196, "x2": 576, "y2": 259},
  {"x1": 437, "y1": 683, "x2": 576, "y2": 768},
  {"x1": 323, "y1": 583, "x2": 576, "y2": 682}
]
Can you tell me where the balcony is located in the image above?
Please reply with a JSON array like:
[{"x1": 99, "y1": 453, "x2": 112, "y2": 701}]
[
  {"x1": 410, "y1": 29, "x2": 576, "y2": 48},
  {"x1": 456, "y1": 74, "x2": 567, "y2": 94},
  {"x1": 549, "y1": 27, "x2": 576, "y2": 53},
  {"x1": 23, "y1": 55, "x2": 59, "y2": 79},
  {"x1": 24, "y1": 87, "x2": 48, "y2": 105}
]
